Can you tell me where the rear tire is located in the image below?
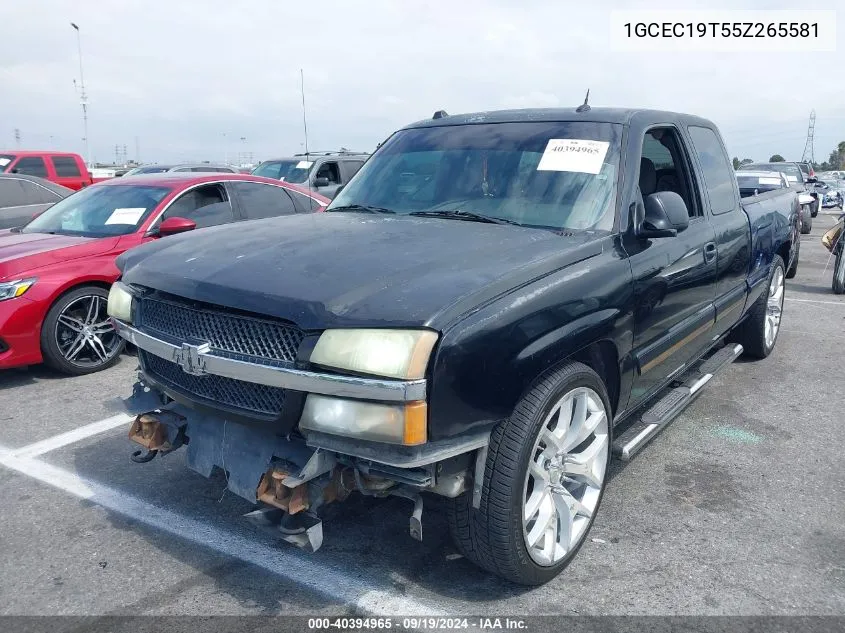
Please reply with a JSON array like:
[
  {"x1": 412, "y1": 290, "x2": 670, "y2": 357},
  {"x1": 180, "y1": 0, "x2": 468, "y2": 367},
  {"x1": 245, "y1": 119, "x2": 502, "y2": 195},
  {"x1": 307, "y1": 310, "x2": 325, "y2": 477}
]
[
  {"x1": 732, "y1": 255, "x2": 785, "y2": 359},
  {"x1": 833, "y1": 248, "x2": 845, "y2": 295},
  {"x1": 800, "y1": 207, "x2": 812, "y2": 234},
  {"x1": 447, "y1": 361, "x2": 611, "y2": 585}
]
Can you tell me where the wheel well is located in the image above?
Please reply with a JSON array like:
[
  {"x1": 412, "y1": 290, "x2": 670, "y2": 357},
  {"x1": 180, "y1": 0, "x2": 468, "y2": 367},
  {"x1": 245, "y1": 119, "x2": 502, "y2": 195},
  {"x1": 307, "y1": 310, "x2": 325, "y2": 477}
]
[
  {"x1": 53, "y1": 280, "x2": 112, "y2": 304},
  {"x1": 571, "y1": 340, "x2": 620, "y2": 416},
  {"x1": 776, "y1": 241, "x2": 791, "y2": 267},
  {"x1": 43, "y1": 280, "x2": 113, "y2": 332}
]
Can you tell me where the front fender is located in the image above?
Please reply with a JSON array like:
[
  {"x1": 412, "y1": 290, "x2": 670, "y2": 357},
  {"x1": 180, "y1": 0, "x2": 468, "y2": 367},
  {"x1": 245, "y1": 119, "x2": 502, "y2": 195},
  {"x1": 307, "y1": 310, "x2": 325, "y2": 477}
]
[{"x1": 425, "y1": 239, "x2": 634, "y2": 440}]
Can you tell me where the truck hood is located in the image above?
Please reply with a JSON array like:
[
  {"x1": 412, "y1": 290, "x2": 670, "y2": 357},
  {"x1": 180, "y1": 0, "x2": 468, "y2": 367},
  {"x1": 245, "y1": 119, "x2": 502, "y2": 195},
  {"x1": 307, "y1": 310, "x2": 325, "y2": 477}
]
[
  {"x1": 0, "y1": 230, "x2": 118, "y2": 280},
  {"x1": 119, "y1": 213, "x2": 603, "y2": 330}
]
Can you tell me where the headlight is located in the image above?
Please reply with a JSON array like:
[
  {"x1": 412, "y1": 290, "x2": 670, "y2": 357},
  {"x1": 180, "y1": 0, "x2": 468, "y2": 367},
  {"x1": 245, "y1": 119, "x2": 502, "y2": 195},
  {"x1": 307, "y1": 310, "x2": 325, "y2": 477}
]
[
  {"x1": 106, "y1": 281, "x2": 134, "y2": 323},
  {"x1": 0, "y1": 278, "x2": 36, "y2": 301},
  {"x1": 310, "y1": 329, "x2": 438, "y2": 379},
  {"x1": 299, "y1": 395, "x2": 427, "y2": 445}
]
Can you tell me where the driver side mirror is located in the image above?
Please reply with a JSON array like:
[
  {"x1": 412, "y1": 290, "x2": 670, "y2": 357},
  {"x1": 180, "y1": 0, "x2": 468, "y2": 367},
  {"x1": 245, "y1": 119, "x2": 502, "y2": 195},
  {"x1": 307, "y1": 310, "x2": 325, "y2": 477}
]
[
  {"x1": 639, "y1": 191, "x2": 690, "y2": 239},
  {"x1": 313, "y1": 176, "x2": 330, "y2": 188},
  {"x1": 152, "y1": 216, "x2": 197, "y2": 237}
]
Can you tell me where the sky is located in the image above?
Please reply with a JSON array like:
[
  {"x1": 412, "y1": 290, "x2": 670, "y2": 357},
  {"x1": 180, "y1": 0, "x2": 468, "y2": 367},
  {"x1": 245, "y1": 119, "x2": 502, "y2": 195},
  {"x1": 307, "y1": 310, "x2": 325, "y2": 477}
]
[{"x1": 1, "y1": 0, "x2": 843, "y2": 166}]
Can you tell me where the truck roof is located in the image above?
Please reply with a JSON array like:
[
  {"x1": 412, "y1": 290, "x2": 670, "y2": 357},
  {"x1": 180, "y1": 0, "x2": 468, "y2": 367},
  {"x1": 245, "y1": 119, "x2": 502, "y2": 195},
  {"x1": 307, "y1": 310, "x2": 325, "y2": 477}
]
[{"x1": 403, "y1": 107, "x2": 716, "y2": 129}]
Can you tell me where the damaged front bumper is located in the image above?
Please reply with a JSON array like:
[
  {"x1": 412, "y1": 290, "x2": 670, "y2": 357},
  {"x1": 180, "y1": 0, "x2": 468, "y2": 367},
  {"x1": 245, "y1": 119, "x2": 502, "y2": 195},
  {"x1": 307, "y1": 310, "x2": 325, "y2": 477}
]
[{"x1": 123, "y1": 378, "x2": 488, "y2": 552}]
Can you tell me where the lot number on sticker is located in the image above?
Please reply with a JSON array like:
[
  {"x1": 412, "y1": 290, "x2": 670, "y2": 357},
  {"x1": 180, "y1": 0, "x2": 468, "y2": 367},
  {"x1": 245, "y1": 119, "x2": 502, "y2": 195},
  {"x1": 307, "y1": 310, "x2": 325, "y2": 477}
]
[
  {"x1": 105, "y1": 207, "x2": 146, "y2": 225},
  {"x1": 537, "y1": 139, "x2": 609, "y2": 175}
]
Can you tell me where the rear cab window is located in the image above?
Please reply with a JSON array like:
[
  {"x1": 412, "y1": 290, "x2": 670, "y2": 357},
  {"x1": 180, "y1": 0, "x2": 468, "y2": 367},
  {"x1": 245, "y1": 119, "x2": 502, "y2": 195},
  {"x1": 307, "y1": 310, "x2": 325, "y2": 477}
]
[
  {"x1": 736, "y1": 174, "x2": 785, "y2": 198},
  {"x1": 51, "y1": 156, "x2": 82, "y2": 177},
  {"x1": 686, "y1": 126, "x2": 739, "y2": 215}
]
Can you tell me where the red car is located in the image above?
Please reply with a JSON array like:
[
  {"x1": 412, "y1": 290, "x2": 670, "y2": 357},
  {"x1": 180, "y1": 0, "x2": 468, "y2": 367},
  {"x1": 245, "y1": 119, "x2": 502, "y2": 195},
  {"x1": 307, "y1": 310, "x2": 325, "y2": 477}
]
[
  {"x1": 0, "y1": 151, "x2": 93, "y2": 190},
  {"x1": 0, "y1": 173, "x2": 328, "y2": 374}
]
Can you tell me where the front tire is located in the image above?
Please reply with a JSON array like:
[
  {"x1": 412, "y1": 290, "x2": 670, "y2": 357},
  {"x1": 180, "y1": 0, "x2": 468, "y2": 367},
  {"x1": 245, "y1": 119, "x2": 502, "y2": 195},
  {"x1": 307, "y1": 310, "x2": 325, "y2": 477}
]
[
  {"x1": 447, "y1": 362, "x2": 611, "y2": 585},
  {"x1": 41, "y1": 285, "x2": 126, "y2": 375},
  {"x1": 732, "y1": 255, "x2": 785, "y2": 359}
]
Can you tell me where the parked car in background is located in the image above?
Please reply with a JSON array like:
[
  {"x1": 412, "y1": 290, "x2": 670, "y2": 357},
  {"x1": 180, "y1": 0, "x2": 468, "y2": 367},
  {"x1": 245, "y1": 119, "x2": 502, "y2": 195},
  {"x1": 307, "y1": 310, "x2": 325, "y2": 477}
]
[
  {"x1": 798, "y1": 161, "x2": 815, "y2": 182},
  {"x1": 252, "y1": 151, "x2": 369, "y2": 200},
  {"x1": 0, "y1": 151, "x2": 92, "y2": 190},
  {"x1": 112, "y1": 107, "x2": 796, "y2": 585},
  {"x1": 122, "y1": 163, "x2": 239, "y2": 176},
  {"x1": 736, "y1": 171, "x2": 802, "y2": 276},
  {"x1": 0, "y1": 173, "x2": 328, "y2": 375},
  {"x1": 0, "y1": 174, "x2": 72, "y2": 230},
  {"x1": 739, "y1": 161, "x2": 819, "y2": 222},
  {"x1": 817, "y1": 179, "x2": 844, "y2": 209}
]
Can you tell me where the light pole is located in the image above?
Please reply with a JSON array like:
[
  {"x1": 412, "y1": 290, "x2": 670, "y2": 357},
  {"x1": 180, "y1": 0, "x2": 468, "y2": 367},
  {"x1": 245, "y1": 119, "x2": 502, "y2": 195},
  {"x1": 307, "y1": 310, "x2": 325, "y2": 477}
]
[{"x1": 71, "y1": 22, "x2": 90, "y2": 167}]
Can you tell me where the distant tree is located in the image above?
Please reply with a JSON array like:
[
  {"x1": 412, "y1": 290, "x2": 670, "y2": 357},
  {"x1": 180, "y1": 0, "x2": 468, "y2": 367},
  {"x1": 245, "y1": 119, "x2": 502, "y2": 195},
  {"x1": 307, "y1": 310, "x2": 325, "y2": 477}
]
[
  {"x1": 769, "y1": 154, "x2": 785, "y2": 162},
  {"x1": 740, "y1": 158, "x2": 754, "y2": 166},
  {"x1": 732, "y1": 157, "x2": 740, "y2": 170}
]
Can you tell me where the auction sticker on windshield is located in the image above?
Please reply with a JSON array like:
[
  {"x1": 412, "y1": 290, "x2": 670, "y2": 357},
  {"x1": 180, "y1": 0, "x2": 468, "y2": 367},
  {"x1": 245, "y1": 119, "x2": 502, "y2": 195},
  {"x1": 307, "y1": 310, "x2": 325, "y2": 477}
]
[
  {"x1": 296, "y1": 161, "x2": 314, "y2": 169},
  {"x1": 537, "y1": 139, "x2": 610, "y2": 175},
  {"x1": 759, "y1": 177, "x2": 781, "y2": 185},
  {"x1": 105, "y1": 207, "x2": 147, "y2": 225},
  {"x1": 0, "y1": 158, "x2": 10, "y2": 167}
]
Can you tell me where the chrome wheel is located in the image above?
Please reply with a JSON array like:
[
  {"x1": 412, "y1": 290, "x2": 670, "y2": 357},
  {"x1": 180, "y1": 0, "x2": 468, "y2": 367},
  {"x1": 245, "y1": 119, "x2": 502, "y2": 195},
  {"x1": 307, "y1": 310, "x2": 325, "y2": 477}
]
[
  {"x1": 765, "y1": 265, "x2": 784, "y2": 350},
  {"x1": 54, "y1": 294, "x2": 122, "y2": 368},
  {"x1": 522, "y1": 387, "x2": 609, "y2": 566}
]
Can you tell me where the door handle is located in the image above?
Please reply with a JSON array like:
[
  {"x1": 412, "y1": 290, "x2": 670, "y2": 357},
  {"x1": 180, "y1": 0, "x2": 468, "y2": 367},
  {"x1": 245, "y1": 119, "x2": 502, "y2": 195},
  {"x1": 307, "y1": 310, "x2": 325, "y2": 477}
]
[{"x1": 703, "y1": 242, "x2": 717, "y2": 264}]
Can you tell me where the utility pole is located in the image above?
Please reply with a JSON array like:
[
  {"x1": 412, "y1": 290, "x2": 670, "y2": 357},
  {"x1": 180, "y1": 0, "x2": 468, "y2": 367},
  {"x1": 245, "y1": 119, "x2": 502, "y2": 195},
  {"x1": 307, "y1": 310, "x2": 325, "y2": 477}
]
[
  {"x1": 14, "y1": 128, "x2": 21, "y2": 147},
  {"x1": 71, "y1": 22, "x2": 90, "y2": 167},
  {"x1": 134, "y1": 136, "x2": 140, "y2": 163},
  {"x1": 801, "y1": 109, "x2": 816, "y2": 165}
]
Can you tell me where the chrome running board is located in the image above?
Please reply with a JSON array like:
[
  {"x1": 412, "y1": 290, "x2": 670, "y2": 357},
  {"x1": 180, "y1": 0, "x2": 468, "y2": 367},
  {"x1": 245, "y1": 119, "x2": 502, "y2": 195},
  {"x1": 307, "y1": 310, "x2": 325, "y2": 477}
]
[{"x1": 612, "y1": 343, "x2": 743, "y2": 461}]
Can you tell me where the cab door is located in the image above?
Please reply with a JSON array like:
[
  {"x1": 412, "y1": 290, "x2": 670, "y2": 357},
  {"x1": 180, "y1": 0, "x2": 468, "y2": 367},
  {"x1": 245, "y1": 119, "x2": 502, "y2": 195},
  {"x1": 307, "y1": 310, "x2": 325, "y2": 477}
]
[
  {"x1": 685, "y1": 125, "x2": 751, "y2": 339},
  {"x1": 624, "y1": 125, "x2": 718, "y2": 404}
]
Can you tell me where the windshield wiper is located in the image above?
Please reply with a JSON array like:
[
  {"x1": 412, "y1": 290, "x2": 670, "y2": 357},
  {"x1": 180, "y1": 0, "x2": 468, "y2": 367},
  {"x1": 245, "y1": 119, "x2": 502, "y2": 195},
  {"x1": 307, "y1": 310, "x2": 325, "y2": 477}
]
[
  {"x1": 328, "y1": 204, "x2": 396, "y2": 214},
  {"x1": 409, "y1": 209, "x2": 521, "y2": 226}
]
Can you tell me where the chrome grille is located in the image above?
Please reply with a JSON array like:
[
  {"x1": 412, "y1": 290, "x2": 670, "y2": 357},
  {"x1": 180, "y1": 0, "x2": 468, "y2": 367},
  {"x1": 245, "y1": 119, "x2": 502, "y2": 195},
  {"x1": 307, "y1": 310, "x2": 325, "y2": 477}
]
[
  {"x1": 142, "y1": 351, "x2": 286, "y2": 417},
  {"x1": 137, "y1": 296, "x2": 304, "y2": 364}
]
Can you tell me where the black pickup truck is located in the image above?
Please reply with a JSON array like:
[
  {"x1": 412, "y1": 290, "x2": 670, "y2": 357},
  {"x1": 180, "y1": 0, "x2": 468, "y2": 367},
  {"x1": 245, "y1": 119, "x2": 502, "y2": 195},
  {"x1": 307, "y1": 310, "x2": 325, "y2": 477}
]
[{"x1": 109, "y1": 107, "x2": 796, "y2": 585}]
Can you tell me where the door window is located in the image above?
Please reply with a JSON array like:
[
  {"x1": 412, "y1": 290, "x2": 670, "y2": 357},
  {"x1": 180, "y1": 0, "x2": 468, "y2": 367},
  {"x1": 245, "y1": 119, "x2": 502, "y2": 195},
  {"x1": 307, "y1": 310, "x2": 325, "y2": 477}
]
[
  {"x1": 51, "y1": 156, "x2": 82, "y2": 177},
  {"x1": 687, "y1": 126, "x2": 738, "y2": 215},
  {"x1": 13, "y1": 157, "x2": 48, "y2": 178},
  {"x1": 0, "y1": 179, "x2": 27, "y2": 207},
  {"x1": 19, "y1": 180, "x2": 62, "y2": 204},
  {"x1": 163, "y1": 184, "x2": 234, "y2": 228},
  {"x1": 315, "y1": 162, "x2": 341, "y2": 185},
  {"x1": 232, "y1": 182, "x2": 298, "y2": 219},
  {"x1": 640, "y1": 128, "x2": 700, "y2": 217},
  {"x1": 341, "y1": 159, "x2": 366, "y2": 182}
]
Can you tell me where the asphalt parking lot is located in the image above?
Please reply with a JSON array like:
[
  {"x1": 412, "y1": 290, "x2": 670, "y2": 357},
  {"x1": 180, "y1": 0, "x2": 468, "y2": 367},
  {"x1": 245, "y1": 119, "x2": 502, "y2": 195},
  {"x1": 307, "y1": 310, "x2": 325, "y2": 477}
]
[{"x1": 1, "y1": 212, "x2": 844, "y2": 617}]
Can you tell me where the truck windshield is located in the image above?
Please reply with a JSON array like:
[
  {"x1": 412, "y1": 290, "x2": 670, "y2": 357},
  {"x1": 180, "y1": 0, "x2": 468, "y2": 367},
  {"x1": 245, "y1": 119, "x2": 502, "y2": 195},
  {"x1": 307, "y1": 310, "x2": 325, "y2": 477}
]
[
  {"x1": 252, "y1": 160, "x2": 311, "y2": 183},
  {"x1": 21, "y1": 184, "x2": 170, "y2": 237},
  {"x1": 329, "y1": 121, "x2": 623, "y2": 232}
]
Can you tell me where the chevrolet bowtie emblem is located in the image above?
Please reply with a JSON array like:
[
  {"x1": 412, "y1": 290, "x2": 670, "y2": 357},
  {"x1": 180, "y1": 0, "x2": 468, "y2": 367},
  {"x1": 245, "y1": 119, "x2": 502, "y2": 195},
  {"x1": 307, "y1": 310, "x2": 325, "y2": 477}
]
[{"x1": 174, "y1": 342, "x2": 210, "y2": 376}]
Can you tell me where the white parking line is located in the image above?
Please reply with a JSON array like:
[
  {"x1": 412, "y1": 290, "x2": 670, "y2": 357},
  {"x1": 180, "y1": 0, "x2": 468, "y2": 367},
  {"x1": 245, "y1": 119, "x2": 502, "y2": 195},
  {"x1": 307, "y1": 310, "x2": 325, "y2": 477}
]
[
  {"x1": 0, "y1": 446, "x2": 443, "y2": 616},
  {"x1": 785, "y1": 297, "x2": 845, "y2": 307},
  {"x1": 10, "y1": 413, "x2": 134, "y2": 459}
]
